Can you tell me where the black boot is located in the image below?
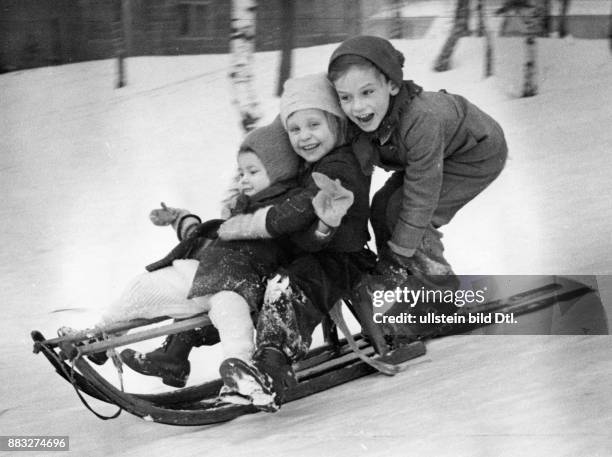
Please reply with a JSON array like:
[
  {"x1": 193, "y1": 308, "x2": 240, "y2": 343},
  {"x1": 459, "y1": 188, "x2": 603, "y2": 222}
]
[
  {"x1": 350, "y1": 270, "x2": 427, "y2": 354},
  {"x1": 120, "y1": 326, "x2": 219, "y2": 388},
  {"x1": 219, "y1": 347, "x2": 296, "y2": 412},
  {"x1": 351, "y1": 232, "x2": 460, "y2": 351}
]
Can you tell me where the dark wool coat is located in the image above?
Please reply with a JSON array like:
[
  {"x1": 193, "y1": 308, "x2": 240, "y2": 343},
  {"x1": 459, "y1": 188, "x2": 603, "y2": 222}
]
[
  {"x1": 146, "y1": 182, "x2": 299, "y2": 315},
  {"x1": 352, "y1": 81, "x2": 508, "y2": 256},
  {"x1": 266, "y1": 144, "x2": 372, "y2": 254},
  {"x1": 264, "y1": 145, "x2": 376, "y2": 318}
]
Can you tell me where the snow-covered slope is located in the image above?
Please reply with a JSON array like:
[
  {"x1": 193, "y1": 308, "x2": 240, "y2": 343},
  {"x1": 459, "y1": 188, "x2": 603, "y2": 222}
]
[{"x1": 1, "y1": 29, "x2": 611, "y2": 456}]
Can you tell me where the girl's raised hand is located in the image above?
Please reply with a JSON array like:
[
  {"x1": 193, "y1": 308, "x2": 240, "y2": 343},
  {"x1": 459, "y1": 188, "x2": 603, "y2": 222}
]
[{"x1": 311, "y1": 172, "x2": 354, "y2": 227}]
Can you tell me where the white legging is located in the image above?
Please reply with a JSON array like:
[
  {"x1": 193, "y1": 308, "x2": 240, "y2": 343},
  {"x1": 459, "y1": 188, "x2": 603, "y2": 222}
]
[{"x1": 99, "y1": 259, "x2": 254, "y2": 361}]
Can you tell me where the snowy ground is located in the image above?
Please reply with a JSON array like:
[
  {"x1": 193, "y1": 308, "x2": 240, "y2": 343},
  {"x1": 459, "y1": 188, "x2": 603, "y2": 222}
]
[{"x1": 1, "y1": 27, "x2": 612, "y2": 457}]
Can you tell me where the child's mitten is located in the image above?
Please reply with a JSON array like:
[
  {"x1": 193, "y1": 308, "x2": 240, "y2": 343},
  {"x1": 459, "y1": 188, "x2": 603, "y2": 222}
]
[
  {"x1": 311, "y1": 172, "x2": 354, "y2": 228},
  {"x1": 149, "y1": 202, "x2": 189, "y2": 226},
  {"x1": 217, "y1": 206, "x2": 272, "y2": 240},
  {"x1": 150, "y1": 202, "x2": 201, "y2": 240}
]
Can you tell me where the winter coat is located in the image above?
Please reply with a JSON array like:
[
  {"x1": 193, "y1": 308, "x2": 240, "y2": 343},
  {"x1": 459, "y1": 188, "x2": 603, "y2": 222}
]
[
  {"x1": 264, "y1": 145, "x2": 376, "y2": 315},
  {"x1": 146, "y1": 181, "x2": 299, "y2": 314},
  {"x1": 351, "y1": 81, "x2": 508, "y2": 255},
  {"x1": 266, "y1": 144, "x2": 372, "y2": 254}
]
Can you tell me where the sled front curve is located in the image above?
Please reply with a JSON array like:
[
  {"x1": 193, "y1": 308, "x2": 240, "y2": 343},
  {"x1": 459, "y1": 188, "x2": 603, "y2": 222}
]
[{"x1": 31, "y1": 327, "x2": 426, "y2": 425}]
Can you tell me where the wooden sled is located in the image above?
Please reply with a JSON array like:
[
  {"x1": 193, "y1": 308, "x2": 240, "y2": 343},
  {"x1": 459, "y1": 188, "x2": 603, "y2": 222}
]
[
  {"x1": 31, "y1": 275, "x2": 600, "y2": 425},
  {"x1": 31, "y1": 314, "x2": 426, "y2": 426}
]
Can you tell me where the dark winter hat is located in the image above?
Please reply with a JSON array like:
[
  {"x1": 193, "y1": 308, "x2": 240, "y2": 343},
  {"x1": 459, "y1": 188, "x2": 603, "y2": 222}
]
[
  {"x1": 328, "y1": 36, "x2": 405, "y2": 87},
  {"x1": 239, "y1": 116, "x2": 300, "y2": 184}
]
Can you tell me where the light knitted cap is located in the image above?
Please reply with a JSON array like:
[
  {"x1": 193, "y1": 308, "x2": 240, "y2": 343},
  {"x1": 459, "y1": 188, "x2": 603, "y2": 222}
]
[
  {"x1": 279, "y1": 73, "x2": 345, "y2": 128},
  {"x1": 239, "y1": 116, "x2": 300, "y2": 184}
]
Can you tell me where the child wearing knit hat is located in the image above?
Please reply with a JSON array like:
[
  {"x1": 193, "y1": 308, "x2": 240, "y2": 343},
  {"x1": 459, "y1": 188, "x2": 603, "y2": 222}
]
[
  {"x1": 216, "y1": 73, "x2": 375, "y2": 412},
  {"x1": 327, "y1": 36, "x2": 508, "y2": 323},
  {"x1": 89, "y1": 118, "x2": 352, "y2": 394}
]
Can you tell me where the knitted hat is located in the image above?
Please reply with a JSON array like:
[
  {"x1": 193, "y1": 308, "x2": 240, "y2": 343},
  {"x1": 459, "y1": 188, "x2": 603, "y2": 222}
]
[
  {"x1": 239, "y1": 116, "x2": 300, "y2": 184},
  {"x1": 328, "y1": 36, "x2": 405, "y2": 87},
  {"x1": 279, "y1": 73, "x2": 345, "y2": 128}
]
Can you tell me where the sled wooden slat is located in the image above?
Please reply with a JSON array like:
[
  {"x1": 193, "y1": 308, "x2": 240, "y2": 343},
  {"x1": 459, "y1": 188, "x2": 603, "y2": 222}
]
[
  {"x1": 75, "y1": 315, "x2": 212, "y2": 357},
  {"x1": 296, "y1": 335, "x2": 369, "y2": 372},
  {"x1": 288, "y1": 341, "x2": 425, "y2": 402},
  {"x1": 38, "y1": 316, "x2": 172, "y2": 348}
]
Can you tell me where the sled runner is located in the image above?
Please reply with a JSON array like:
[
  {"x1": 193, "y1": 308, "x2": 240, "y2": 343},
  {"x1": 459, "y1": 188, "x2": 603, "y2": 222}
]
[
  {"x1": 31, "y1": 275, "x2": 599, "y2": 425},
  {"x1": 349, "y1": 275, "x2": 601, "y2": 354},
  {"x1": 31, "y1": 316, "x2": 425, "y2": 425}
]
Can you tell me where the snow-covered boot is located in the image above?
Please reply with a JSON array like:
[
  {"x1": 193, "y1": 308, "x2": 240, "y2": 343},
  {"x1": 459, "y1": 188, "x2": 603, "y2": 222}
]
[
  {"x1": 120, "y1": 326, "x2": 219, "y2": 388},
  {"x1": 350, "y1": 271, "x2": 427, "y2": 354},
  {"x1": 219, "y1": 346, "x2": 296, "y2": 412},
  {"x1": 381, "y1": 241, "x2": 460, "y2": 344},
  {"x1": 350, "y1": 229, "x2": 460, "y2": 352}
]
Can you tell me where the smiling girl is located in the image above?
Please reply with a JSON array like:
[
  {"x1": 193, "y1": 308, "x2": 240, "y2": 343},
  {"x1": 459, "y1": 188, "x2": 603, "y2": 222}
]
[{"x1": 216, "y1": 73, "x2": 375, "y2": 412}]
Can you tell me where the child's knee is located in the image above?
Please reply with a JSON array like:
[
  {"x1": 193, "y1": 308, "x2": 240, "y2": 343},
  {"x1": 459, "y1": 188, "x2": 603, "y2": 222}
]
[
  {"x1": 208, "y1": 291, "x2": 252, "y2": 326},
  {"x1": 487, "y1": 128, "x2": 508, "y2": 178}
]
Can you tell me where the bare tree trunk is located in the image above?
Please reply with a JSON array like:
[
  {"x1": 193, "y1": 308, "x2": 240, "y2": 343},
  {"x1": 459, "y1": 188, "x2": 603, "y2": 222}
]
[
  {"x1": 536, "y1": 0, "x2": 551, "y2": 36},
  {"x1": 522, "y1": 5, "x2": 539, "y2": 97},
  {"x1": 523, "y1": 35, "x2": 537, "y2": 96},
  {"x1": 609, "y1": 0, "x2": 612, "y2": 52},
  {"x1": 477, "y1": 0, "x2": 493, "y2": 77},
  {"x1": 391, "y1": 0, "x2": 403, "y2": 39},
  {"x1": 229, "y1": 0, "x2": 261, "y2": 133},
  {"x1": 276, "y1": 0, "x2": 295, "y2": 96},
  {"x1": 114, "y1": 0, "x2": 131, "y2": 88},
  {"x1": 476, "y1": 0, "x2": 485, "y2": 37},
  {"x1": 559, "y1": 0, "x2": 571, "y2": 38},
  {"x1": 433, "y1": 0, "x2": 471, "y2": 72}
]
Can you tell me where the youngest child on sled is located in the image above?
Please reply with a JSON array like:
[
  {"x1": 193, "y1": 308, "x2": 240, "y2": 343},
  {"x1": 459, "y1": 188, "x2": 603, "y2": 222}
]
[{"x1": 92, "y1": 118, "x2": 353, "y2": 391}]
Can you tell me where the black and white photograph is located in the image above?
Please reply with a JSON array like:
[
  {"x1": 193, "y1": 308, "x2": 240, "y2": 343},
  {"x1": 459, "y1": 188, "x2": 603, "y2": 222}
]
[{"x1": 1, "y1": 0, "x2": 611, "y2": 456}]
